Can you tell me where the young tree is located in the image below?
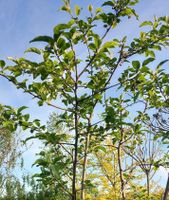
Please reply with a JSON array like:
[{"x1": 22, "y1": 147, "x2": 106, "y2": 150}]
[
  {"x1": 0, "y1": 0, "x2": 169, "y2": 199},
  {"x1": 0, "y1": 106, "x2": 24, "y2": 195},
  {"x1": 33, "y1": 113, "x2": 72, "y2": 199}
]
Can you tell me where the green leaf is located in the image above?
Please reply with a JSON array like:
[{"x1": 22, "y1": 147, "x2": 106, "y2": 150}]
[
  {"x1": 0, "y1": 60, "x2": 5, "y2": 68},
  {"x1": 142, "y1": 57, "x2": 155, "y2": 66},
  {"x1": 120, "y1": 8, "x2": 138, "y2": 19},
  {"x1": 102, "y1": 1, "x2": 114, "y2": 7},
  {"x1": 152, "y1": 45, "x2": 161, "y2": 51},
  {"x1": 60, "y1": 5, "x2": 71, "y2": 13},
  {"x1": 94, "y1": 146, "x2": 107, "y2": 153},
  {"x1": 132, "y1": 60, "x2": 140, "y2": 69},
  {"x1": 140, "y1": 21, "x2": 153, "y2": 27},
  {"x1": 141, "y1": 65, "x2": 149, "y2": 73},
  {"x1": 165, "y1": 86, "x2": 169, "y2": 95},
  {"x1": 54, "y1": 20, "x2": 74, "y2": 36},
  {"x1": 145, "y1": 50, "x2": 155, "y2": 58},
  {"x1": 129, "y1": 0, "x2": 139, "y2": 6},
  {"x1": 38, "y1": 100, "x2": 44, "y2": 106},
  {"x1": 88, "y1": 43, "x2": 96, "y2": 51},
  {"x1": 105, "y1": 106, "x2": 116, "y2": 123},
  {"x1": 21, "y1": 121, "x2": 30, "y2": 129},
  {"x1": 24, "y1": 47, "x2": 41, "y2": 54},
  {"x1": 33, "y1": 119, "x2": 41, "y2": 127},
  {"x1": 94, "y1": 93, "x2": 102, "y2": 101},
  {"x1": 94, "y1": 36, "x2": 101, "y2": 49},
  {"x1": 65, "y1": 50, "x2": 74, "y2": 59},
  {"x1": 3, "y1": 121, "x2": 15, "y2": 131},
  {"x1": 24, "y1": 114, "x2": 30, "y2": 121},
  {"x1": 85, "y1": 179, "x2": 94, "y2": 188},
  {"x1": 7, "y1": 56, "x2": 16, "y2": 62},
  {"x1": 30, "y1": 36, "x2": 54, "y2": 44},
  {"x1": 54, "y1": 24, "x2": 69, "y2": 35},
  {"x1": 96, "y1": 7, "x2": 102, "y2": 14},
  {"x1": 157, "y1": 59, "x2": 169, "y2": 68},
  {"x1": 100, "y1": 40, "x2": 119, "y2": 51},
  {"x1": 165, "y1": 16, "x2": 169, "y2": 24},
  {"x1": 17, "y1": 106, "x2": 28, "y2": 114},
  {"x1": 75, "y1": 5, "x2": 81, "y2": 16},
  {"x1": 88, "y1": 4, "x2": 93, "y2": 12},
  {"x1": 33, "y1": 159, "x2": 48, "y2": 167}
]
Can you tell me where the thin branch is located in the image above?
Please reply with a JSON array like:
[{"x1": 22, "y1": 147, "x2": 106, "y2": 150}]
[
  {"x1": 78, "y1": 24, "x2": 113, "y2": 79},
  {"x1": 60, "y1": 143, "x2": 73, "y2": 159},
  {"x1": 0, "y1": 73, "x2": 73, "y2": 113}
]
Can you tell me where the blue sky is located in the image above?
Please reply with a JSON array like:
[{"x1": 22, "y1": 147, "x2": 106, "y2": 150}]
[{"x1": 0, "y1": 0, "x2": 169, "y2": 186}]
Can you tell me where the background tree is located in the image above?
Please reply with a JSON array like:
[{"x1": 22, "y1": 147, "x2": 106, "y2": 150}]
[{"x1": 0, "y1": 105, "x2": 23, "y2": 196}]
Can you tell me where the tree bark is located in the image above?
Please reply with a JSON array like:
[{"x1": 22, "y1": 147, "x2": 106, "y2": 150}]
[
  {"x1": 81, "y1": 133, "x2": 90, "y2": 200},
  {"x1": 117, "y1": 143, "x2": 125, "y2": 200},
  {"x1": 72, "y1": 110, "x2": 79, "y2": 200},
  {"x1": 146, "y1": 171, "x2": 150, "y2": 198},
  {"x1": 163, "y1": 173, "x2": 169, "y2": 200},
  {"x1": 72, "y1": 62, "x2": 79, "y2": 200},
  {"x1": 81, "y1": 116, "x2": 92, "y2": 200}
]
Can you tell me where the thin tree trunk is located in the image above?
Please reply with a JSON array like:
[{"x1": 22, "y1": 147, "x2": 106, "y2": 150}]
[
  {"x1": 146, "y1": 171, "x2": 150, "y2": 198},
  {"x1": 72, "y1": 111, "x2": 79, "y2": 200},
  {"x1": 118, "y1": 109, "x2": 125, "y2": 200},
  {"x1": 163, "y1": 173, "x2": 169, "y2": 200},
  {"x1": 81, "y1": 116, "x2": 92, "y2": 200},
  {"x1": 113, "y1": 152, "x2": 117, "y2": 199},
  {"x1": 72, "y1": 64, "x2": 79, "y2": 200},
  {"x1": 81, "y1": 133, "x2": 90, "y2": 200},
  {"x1": 117, "y1": 143, "x2": 125, "y2": 200}
]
